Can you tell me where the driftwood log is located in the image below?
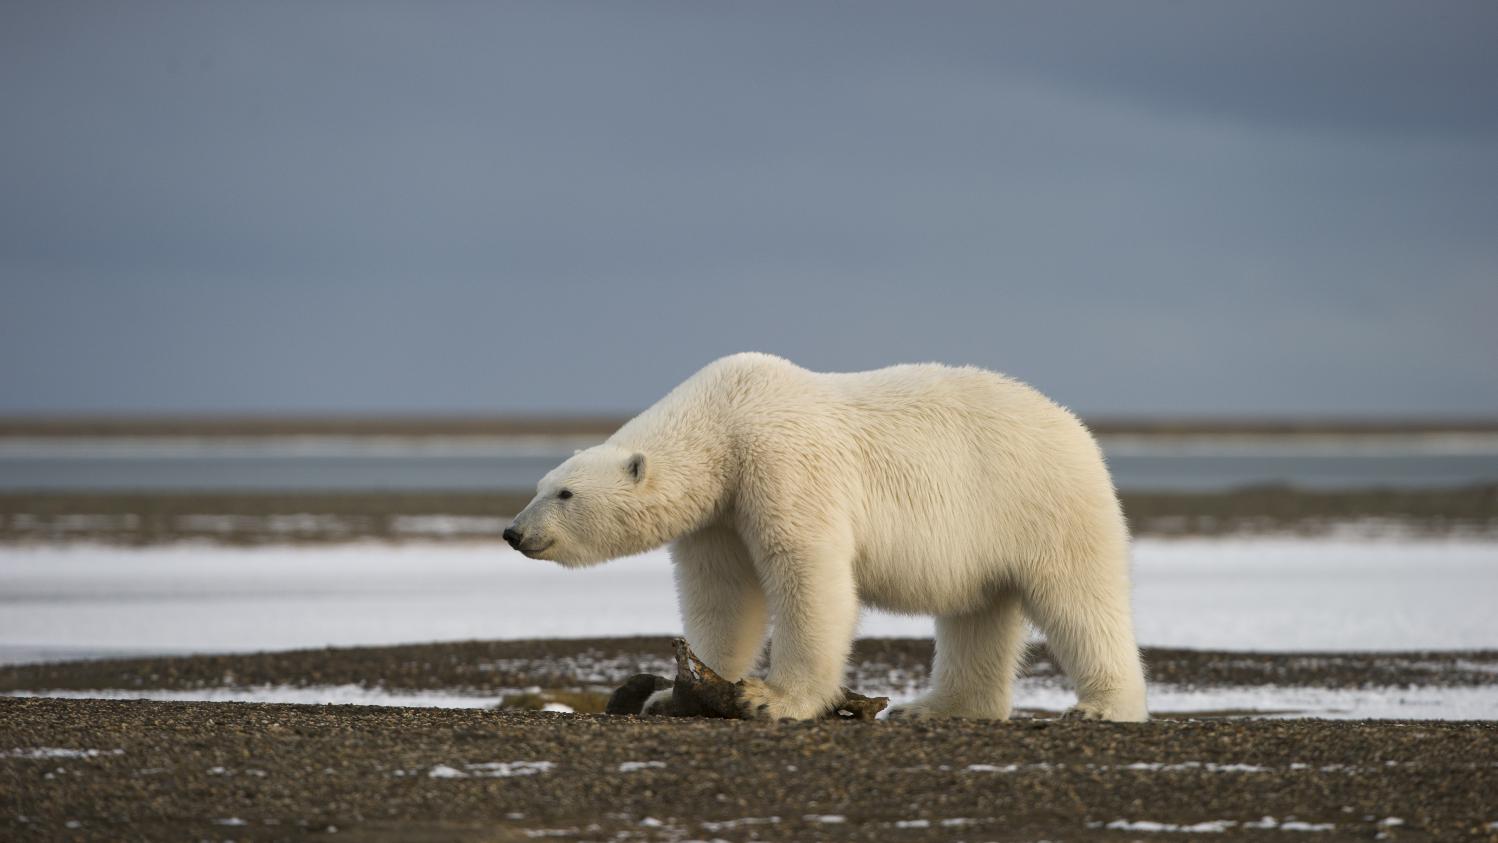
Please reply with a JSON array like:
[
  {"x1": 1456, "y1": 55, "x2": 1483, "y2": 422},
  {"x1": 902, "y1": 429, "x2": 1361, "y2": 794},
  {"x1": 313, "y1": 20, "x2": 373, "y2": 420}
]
[{"x1": 605, "y1": 638, "x2": 888, "y2": 721}]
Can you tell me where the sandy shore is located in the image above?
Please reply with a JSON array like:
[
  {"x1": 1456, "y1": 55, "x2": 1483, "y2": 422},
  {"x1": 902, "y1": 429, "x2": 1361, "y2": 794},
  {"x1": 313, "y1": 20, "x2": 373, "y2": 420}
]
[{"x1": 4, "y1": 638, "x2": 1498, "y2": 840}]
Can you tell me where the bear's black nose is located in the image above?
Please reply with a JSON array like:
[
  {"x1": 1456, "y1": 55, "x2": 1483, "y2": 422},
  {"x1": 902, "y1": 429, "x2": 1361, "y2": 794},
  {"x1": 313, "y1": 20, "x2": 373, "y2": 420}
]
[{"x1": 503, "y1": 527, "x2": 523, "y2": 548}]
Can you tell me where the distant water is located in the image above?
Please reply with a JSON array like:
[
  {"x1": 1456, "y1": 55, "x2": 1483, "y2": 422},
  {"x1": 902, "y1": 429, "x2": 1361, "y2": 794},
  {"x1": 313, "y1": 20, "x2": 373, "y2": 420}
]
[{"x1": 2, "y1": 435, "x2": 1497, "y2": 492}]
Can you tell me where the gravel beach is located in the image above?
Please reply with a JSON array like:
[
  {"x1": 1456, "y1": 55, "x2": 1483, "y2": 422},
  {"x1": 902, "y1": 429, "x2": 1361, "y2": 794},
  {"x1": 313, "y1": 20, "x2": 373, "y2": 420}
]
[
  {"x1": 5, "y1": 697, "x2": 1497, "y2": 841},
  {"x1": 4, "y1": 638, "x2": 1498, "y2": 841}
]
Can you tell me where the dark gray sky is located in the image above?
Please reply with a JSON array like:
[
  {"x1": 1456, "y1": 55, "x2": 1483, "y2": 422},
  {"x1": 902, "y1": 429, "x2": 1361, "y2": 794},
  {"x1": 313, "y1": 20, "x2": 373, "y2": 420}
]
[{"x1": 3, "y1": 1, "x2": 1496, "y2": 417}]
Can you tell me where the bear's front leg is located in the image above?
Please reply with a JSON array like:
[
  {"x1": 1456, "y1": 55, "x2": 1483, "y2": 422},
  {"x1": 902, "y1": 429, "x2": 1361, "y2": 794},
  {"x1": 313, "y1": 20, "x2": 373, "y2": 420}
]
[
  {"x1": 670, "y1": 526, "x2": 768, "y2": 681},
  {"x1": 738, "y1": 543, "x2": 858, "y2": 720},
  {"x1": 642, "y1": 528, "x2": 770, "y2": 716}
]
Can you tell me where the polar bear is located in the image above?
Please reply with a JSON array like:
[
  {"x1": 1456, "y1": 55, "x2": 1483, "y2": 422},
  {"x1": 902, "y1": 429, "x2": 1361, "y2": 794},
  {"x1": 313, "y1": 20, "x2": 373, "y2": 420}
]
[{"x1": 503, "y1": 353, "x2": 1148, "y2": 722}]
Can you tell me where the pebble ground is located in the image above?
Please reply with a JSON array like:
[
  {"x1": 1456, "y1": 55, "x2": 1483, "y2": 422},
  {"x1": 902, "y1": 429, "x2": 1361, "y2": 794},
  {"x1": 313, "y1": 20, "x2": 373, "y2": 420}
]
[{"x1": 5, "y1": 696, "x2": 1498, "y2": 841}]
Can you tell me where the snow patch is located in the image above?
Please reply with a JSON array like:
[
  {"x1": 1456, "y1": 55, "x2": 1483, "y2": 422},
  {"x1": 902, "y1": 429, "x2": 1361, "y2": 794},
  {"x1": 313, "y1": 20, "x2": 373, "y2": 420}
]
[
  {"x1": 1243, "y1": 816, "x2": 1337, "y2": 831},
  {"x1": 7, "y1": 679, "x2": 1497, "y2": 720},
  {"x1": 206, "y1": 766, "x2": 267, "y2": 777},
  {"x1": 4, "y1": 747, "x2": 123, "y2": 759},
  {"x1": 390, "y1": 515, "x2": 508, "y2": 537},
  {"x1": 1121, "y1": 762, "x2": 1269, "y2": 773},
  {"x1": 700, "y1": 816, "x2": 780, "y2": 831},
  {"x1": 1099, "y1": 817, "x2": 1336, "y2": 833},
  {"x1": 1009, "y1": 680, "x2": 1498, "y2": 721},
  {"x1": 429, "y1": 761, "x2": 554, "y2": 779},
  {"x1": 2, "y1": 685, "x2": 501, "y2": 708},
  {"x1": 1105, "y1": 819, "x2": 1236, "y2": 833}
]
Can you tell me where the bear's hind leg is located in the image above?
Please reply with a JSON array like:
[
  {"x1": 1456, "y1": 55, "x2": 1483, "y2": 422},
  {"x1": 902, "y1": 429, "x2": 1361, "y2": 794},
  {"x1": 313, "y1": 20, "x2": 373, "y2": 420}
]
[
  {"x1": 888, "y1": 588, "x2": 1027, "y2": 720},
  {"x1": 1022, "y1": 564, "x2": 1148, "y2": 722}
]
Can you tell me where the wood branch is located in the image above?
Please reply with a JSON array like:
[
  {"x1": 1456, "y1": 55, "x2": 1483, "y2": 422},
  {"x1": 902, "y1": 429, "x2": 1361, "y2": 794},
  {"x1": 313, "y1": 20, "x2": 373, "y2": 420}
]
[{"x1": 605, "y1": 638, "x2": 889, "y2": 721}]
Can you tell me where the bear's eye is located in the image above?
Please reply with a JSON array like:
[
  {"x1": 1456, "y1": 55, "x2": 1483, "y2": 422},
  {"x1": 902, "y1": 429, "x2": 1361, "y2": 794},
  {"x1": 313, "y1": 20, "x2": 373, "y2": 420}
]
[{"x1": 557, "y1": 489, "x2": 573, "y2": 500}]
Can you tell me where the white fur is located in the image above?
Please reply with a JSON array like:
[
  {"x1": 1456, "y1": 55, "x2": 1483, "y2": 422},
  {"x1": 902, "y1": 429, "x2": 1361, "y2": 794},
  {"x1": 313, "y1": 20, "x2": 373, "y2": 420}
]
[{"x1": 508, "y1": 353, "x2": 1148, "y2": 721}]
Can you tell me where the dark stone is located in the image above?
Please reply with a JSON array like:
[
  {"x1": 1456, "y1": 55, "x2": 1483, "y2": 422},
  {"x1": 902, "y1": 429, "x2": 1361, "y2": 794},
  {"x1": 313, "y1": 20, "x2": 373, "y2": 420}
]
[{"x1": 604, "y1": 673, "x2": 673, "y2": 715}]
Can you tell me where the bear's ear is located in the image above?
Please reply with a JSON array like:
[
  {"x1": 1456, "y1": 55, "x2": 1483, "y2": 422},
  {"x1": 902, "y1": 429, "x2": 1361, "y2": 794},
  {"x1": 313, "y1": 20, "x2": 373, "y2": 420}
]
[{"x1": 626, "y1": 452, "x2": 647, "y2": 484}]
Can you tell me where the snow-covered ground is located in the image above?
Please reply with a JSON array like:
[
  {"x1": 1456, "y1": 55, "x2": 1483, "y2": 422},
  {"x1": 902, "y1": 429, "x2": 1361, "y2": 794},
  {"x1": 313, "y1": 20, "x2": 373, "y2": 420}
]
[
  {"x1": 2, "y1": 536, "x2": 1494, "y2": 663},
  {"x1": 0, "y1": 542, "x2": 677, "y2": 663},
  {"x1": 6, "y1": 678, "x2": 1496, "y2": 720},
  {"x1": 1132, "y1": 536, "x2": 1498, "y2": 650},
  {"x1": 2, "y1": 536, "x2": 1495, "y2": 718}
]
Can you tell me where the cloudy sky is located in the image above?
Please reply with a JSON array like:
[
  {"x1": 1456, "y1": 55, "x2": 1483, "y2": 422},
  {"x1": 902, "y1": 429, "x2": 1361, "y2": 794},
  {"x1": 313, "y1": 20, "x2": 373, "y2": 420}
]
[{"x1": 3, "y1": 1, "x2": 1495, "y2": 417}]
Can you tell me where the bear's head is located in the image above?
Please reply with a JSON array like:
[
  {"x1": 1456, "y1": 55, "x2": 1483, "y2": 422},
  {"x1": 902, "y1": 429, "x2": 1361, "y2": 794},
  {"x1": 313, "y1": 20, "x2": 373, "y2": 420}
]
[{"x1": 504, "y1": 444, "x2": 662, "y2": 568}]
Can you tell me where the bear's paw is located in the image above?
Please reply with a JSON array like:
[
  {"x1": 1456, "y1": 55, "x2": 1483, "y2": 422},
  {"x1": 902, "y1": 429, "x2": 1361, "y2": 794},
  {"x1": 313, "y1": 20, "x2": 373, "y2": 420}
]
[
  {"x1": 1063, "y1": 702, "x2": 1107, "y2": 720},
  {"x1": 885, "y1": 698, "x2": 953, "y2": 720},
  {"x1": 887, "y1": 693, "x2": 1010, "y2": 721},
  {"x1": 735, "y1": 677, "x2": 827, "y2": 721}
]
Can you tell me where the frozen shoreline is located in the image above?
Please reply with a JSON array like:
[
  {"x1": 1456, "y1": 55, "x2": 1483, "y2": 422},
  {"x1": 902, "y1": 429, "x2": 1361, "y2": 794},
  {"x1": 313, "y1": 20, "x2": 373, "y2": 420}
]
[
  {"x1": 2, "y1": 536, "x2": 1495, "y2": 665},
  {"x1": 7, "y1": 678, "x2": 1496, "y2": 721}
]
